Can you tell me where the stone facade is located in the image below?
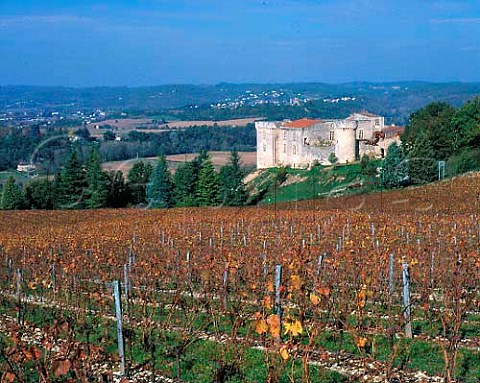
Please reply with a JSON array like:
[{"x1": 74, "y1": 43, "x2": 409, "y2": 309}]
[{"x1": 256, "y1": 112, "x2": 399, "y2": 169}]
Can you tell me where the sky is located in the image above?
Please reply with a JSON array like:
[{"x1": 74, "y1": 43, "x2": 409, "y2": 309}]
[{"x1": 1, "y1": 0, "x2": 480, "y2": 86}]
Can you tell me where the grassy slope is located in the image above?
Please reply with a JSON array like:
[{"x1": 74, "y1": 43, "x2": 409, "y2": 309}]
[{"x1": 248, "y1": 162, "x2": 380, "y2": 205}]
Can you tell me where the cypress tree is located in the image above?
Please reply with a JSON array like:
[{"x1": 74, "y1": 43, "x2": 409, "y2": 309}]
[
  {"x1": 196, "y1": 158, "x2": 220, "y2": 206},
  {"x1": 57, "y1": 150, "x2": 86, "y2": 209},
  {"x1": 173, "y1": 161, "x2": 197, "y2": 206},
  {"x1": 106, "y1": 170, "x2": 128, "y2": 208},
  {"x1": 84, "y1": 147, "x2": 109, "y2": 209},
  {"x1": 1, "y1": 176, "x2": 24, "y2": 210},
  {"x1": 219, "y1": 150, "x2": 247, "y2": 206},
  {"x1": 24, "y1": 179, "x2": 55, "y2": 209},
  {"x1": 127, "y1": 161, "x2": 153, "y2": 205},
  {"x1": 383, "y1": 142, "x2": 409, "y2": 188},
  {"x1": 173, "y1": 151, "x2": 209, "y2": 207},
  {"x1": 146, "y1": 155, "x2": 174, "y2": 208},
  {"x1": 407, "y1": 133, "x2": 437, "y2": 184}
]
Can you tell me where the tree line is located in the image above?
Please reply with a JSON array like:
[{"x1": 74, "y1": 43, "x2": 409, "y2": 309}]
[
  {"x1": 382, "y1": 97, "x2": 480, "y2": 187},
  {"x1": 0, "y1": 149, "x2": 248, "y2": 210}
]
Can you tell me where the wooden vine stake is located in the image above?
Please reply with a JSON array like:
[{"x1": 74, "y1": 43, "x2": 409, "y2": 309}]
[
  {"x1": 113, "y1": 280, "x2": 126, "y2": 376},
  {"x1": 274, "y1": 264, "x2": 282, "y2": 342},
  {"x1": 402, "y1": 261, "x2": 413, "y2": 338},
  {"x1": 16, "y1": 269, "x2": 22, "y2": 324}
]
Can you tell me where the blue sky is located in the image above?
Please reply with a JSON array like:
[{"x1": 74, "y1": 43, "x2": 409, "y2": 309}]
[{"x1": 1, "y1": 0, "x2": 480, "y2": 86}]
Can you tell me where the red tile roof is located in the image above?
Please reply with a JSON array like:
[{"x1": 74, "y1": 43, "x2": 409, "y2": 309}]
[{"x1": 283, "y1": 118, "x2": 322, "y2": 128}]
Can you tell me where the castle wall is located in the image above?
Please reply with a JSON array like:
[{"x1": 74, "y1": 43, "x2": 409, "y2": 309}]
[
  {"x1": 256, "y1": 121, "x2": 279, "y2": 169},
  {"x1": 335, "y1": 121, "x2": 357, "y2": 163},
  {"x1": 255, "y1": 113, "x2": 392, "y2": 169}
]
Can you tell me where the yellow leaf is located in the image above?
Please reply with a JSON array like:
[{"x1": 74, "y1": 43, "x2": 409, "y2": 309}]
[
  {"x1": 291, "y1": 275, "x2": 303, "y2": 290},
  {"x1": 356, "y1": 337, "x2": 368, "y2": 349},
  {"x1": 254, "y1": 318, "x2": 268, "y2": 335},
  {"x1": 309, "y1": 293, "x2": 320, "y2": 306},
  {"x1": 284, "y1": 319, "x2": 303, "y2": 337},
  {"x1": 267, "y1": 314, "x2": 281, "y2": 338},
  {"x1": 267, "y1": 281, "x2": 274, "y2": 293},
  {"x1": 262, "y1": 296, "x2": 273, "y2": 310},
  {"x1": 279, "y1": 345, "x2": 289, "y2": 360}
]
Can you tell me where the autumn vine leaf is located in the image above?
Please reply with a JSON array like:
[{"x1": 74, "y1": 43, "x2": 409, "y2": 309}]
[
  {"x1": 267, "y1": 314, "x2": 281, "y2": 338},
  {"x1": 284, "y1": 319, "x2": 303, "y2": 337}
]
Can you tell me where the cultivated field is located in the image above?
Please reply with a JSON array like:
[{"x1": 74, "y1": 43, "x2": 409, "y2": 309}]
[
  {"x1": 1, "y1": 173, "x2": 480, "y2": 382},
  {"x1": 101, "y1": 151, "x2": 257, "y2": 174},
  {"x1": 88, "y1": 117, "x2": 262, "y2": 137}
]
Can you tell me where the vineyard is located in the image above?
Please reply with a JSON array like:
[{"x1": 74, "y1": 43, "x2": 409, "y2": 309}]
[{"x1": 1, "y1": 173, "x2": 480, "y2": 382}]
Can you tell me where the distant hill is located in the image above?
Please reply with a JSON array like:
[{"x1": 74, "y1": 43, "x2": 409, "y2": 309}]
[{"x1": 2, "y1": 82, "x2": 480, "y2": 125}]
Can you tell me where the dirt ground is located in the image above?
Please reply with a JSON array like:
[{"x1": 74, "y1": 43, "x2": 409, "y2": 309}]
[{"x1": 89, "y1": 117, "x2": 262, "y2": 136}]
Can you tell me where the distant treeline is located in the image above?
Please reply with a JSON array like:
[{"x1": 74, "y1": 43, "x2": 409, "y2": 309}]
[
  {"x1": 0, "y1": 124, "x2": 256, "y2": 173},
  {"x1": 0, "y1": 149, "x2": 248, "y2": 210},
  {"x1": 101, "y1": 124, "x2": 256, "y2": 162}
]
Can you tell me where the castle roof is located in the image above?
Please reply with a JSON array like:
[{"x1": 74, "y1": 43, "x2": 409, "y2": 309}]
[
  {"x1": 382, "y1": 125, "x2": 405, "y2": 138},
  {"x1": 283, "y1": 118, "x2": 322, "y2": 129}
]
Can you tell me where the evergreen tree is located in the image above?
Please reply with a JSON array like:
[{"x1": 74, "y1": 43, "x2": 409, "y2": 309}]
[
  {"x1": 57, "y1": 150, "x2": 86, "y2": 209},
  {"x1": 383, "y1": 142, "x2": 409, "y2": 188},
  {"x1": 219, "y1": 150, "x2": 248, "y2": 206},
  {"x1": 105, "y1": 170, "x2": 128, "y2": 208},
  {"x1": 24, "y1": 179, "x2": 55, "y2": 209},
  {"x1": 407, "y1": 133, "x2": 437, "y2": 184},
  {"x1": 127, "y1": 161, "x2": 153, "y2": 205},
  {"x1": 146, "y1": 155, "x2": 174, "y2": 208},
  {"x1": 84, "y1": 147, "x2": 109, "y2": 209},
  {"x1": 173, "y1": 161, "x2": 198, "y2": 206},
  {"x1": 1, "y1": 176, "x2": 24, "y2": 210},
  {"x1": 196, "y1": 157, "x2": 220, "y2": 206},
  {"x1": 173, "y1": 151, "x2": 209, "y2": 207}
]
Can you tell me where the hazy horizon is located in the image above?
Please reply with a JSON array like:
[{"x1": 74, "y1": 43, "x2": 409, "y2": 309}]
[{"x1": 1, "y1": 0, "x2": 480, "y2": 87}]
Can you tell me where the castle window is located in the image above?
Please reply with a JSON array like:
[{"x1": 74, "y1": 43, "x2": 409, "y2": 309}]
[
  {"x1": 375, "y1": 119, "x2": 380, "y2": 126},
  {"x1": 293, "y1": 145, "x2": 297, "y2": 155},
  {"x1": 263, "y1": 130, "x2": 266, "y2": 139},
  {"x1": 263, "y1": 143, "x2": 266, "y2": 152},
  {"x1": 329, "y1": 131, "x2": 335, "y2": 140},
  {"x1": 283, "y1": 131, "x2": 287, "y2": 139},
  {"x1": 358, "y1": 130, "x2": 364, "y2": 139},
  {"x1": 284, "y1": 144, "x2": 287, "y2": 153}
]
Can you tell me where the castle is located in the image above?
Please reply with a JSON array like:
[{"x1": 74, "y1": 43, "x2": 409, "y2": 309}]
[{"x1": 256, "y1": 112, "x2": 402, "y2": 169}]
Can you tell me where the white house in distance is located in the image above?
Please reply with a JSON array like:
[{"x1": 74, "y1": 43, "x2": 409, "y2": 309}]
[{"x1": 255, "y1": 112, "x2": 403, "y2": 169}]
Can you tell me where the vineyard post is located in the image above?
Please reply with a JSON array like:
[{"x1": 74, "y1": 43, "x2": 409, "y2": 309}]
[
  {"x1": 388, "y1": 253, "x2": 395, "y2": 346},
  {"x1": 402, "y1": 261, "x2": 412, "y2": 338},
  {"x1": 52, "y1": 262, "x2": 56, "y2": 300},
  {"x1": 123, "y1": 263, "x2": 129, "y2": 319},
  {"x1": 186, "y1": 251, "x2": 191, "y2": 285},
  {"x1": 8, "y1": 259, "x2": 13, "y2": 287},
  {"x1": 16, "y1": 268, "x2": 22, "y2": 324},
  {"x1": 274, "y1": 264, "x2": 282, "y2": 341},
  {"x1": 316, "y1": 254, "x2": 324, "y2": 277},
  {"x1": 262, "y1": 252, "x2": 267, "y2": 282},
  {"x1": 113, "y1": 280, "x2": 126, "y2": 376},
  {"x1": 223, "y1": 261, "x2": 228, "y2": 308},
  {"x1": 388, "y1": 253, "x2": 394, "y2": 305},
  {"x1": 429, "y1": 252, "x2": 435, "y2": 289}
]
